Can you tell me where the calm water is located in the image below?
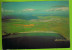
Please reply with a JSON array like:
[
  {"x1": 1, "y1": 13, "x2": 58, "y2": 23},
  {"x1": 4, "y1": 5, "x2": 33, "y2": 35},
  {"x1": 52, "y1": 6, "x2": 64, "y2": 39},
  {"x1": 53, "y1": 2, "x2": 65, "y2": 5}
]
[{"x1": 2, "y1": 33, "x2": 70, "y2": 49}]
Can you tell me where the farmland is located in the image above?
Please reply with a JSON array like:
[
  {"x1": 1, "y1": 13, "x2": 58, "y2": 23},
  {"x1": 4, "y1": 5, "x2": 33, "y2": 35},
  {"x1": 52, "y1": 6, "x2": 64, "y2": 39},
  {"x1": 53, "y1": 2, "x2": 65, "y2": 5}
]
[{"x1": 2, "y1": 16, "x2": 69, "y2": 39}]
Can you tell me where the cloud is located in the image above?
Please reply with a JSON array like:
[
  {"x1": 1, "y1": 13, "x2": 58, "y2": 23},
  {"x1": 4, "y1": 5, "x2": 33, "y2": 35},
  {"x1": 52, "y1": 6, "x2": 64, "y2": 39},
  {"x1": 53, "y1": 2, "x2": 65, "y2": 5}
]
[
  {"x1": 4, "y1": 10, "x2": 14, "y2": 12},
  {"x1": 1, "y1": 8, "x2": 4, "y2": 12},
  {"x1": 46, "y1": 7, "x2": 69, "y2": 12},
  {"x1": 1, "y1": 8, "x2": 14, "y2": 13},
  {"x1": 22, "y1": 8, "x2": 35, "y2": 12},
  {"x1": 53, "y1": 5, "x2": 67, "y2": 7}
]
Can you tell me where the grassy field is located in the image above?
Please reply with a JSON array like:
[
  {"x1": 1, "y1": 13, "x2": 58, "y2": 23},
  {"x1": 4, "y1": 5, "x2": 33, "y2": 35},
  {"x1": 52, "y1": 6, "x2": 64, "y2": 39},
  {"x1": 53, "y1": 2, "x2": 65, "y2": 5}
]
[{"x1": 2, "y1": 16, "x2": 69, "y2": 39}]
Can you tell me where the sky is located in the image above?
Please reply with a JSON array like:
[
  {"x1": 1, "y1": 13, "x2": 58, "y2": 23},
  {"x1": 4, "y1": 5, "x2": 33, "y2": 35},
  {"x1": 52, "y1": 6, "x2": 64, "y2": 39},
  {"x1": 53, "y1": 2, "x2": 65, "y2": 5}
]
[{"x1": 1, "y1": 1, "x2": 69, "y2": 19}]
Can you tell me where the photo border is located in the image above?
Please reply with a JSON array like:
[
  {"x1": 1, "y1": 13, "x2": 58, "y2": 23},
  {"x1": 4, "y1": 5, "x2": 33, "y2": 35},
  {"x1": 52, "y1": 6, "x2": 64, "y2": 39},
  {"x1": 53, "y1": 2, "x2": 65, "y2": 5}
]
[{"x1": 0, "y1": 0, "x2": 71, "y2": 50}]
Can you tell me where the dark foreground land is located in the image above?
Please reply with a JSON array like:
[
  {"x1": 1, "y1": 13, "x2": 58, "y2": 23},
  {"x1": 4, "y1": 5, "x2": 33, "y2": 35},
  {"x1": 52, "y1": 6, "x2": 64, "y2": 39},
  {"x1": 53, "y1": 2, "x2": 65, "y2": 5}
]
[{"x1": 2, "y1": 33, "x2": 70, "y2": 49}]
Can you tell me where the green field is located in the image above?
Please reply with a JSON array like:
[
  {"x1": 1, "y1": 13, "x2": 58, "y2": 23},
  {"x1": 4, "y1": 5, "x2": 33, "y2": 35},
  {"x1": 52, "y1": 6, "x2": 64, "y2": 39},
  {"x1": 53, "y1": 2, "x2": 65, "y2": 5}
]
[{"x1": 2, "y1": 16, "x2": 69, "y2": 39}]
